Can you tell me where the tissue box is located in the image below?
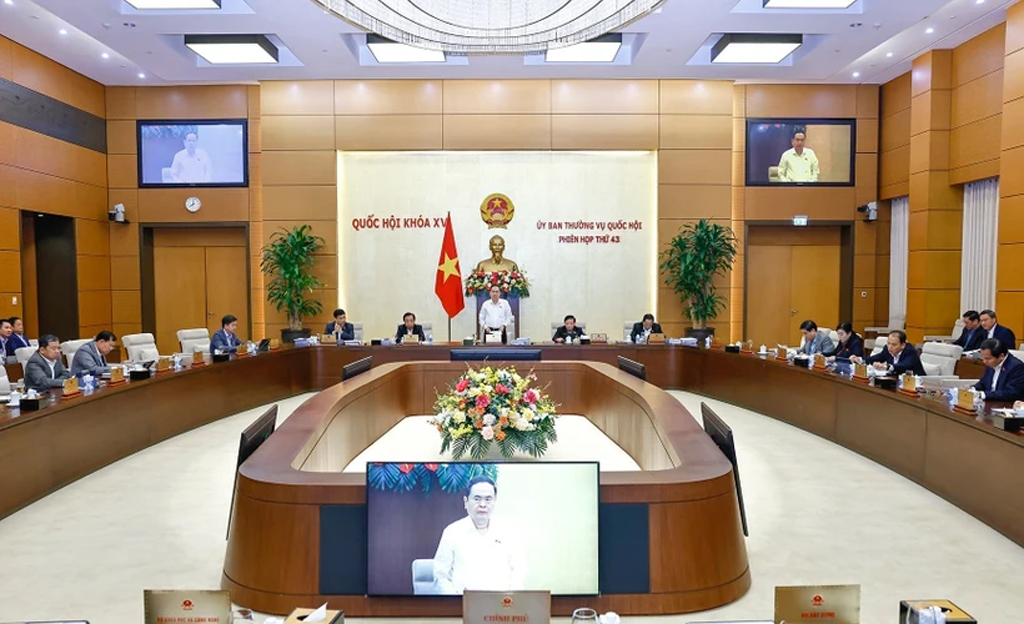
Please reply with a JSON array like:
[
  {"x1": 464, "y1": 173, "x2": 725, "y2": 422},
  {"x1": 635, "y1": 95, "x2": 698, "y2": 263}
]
[
  {"x1": 284, "y1": 607, "x2": 344, "y2": 624},
  {"x1": 899, "y1": 600, "x2": 975, "y2": 623},
  {"x1": 129, "y1": 369, "x2": 152, "y2": 381}
]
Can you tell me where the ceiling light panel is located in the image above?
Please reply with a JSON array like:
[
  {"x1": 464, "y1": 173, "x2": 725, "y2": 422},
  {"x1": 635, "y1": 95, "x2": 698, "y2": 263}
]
[
  {"x1": 545, "y1": 34, "x2": 622, "y2": 62},
  {"x1": 763, "y1": 0, "x2": 855, "y2": 7},
  {"x1": 125, "y1": 0, "x2": 221, "y2": 8},
  {"x1": 366, "y1": 35, "x2": 446, "y2": 63},
  {"x1": 711, "y1": 34, "x2": 802, "y2": 63},
  {"x1": 185, "y1": 34, "x2": 279, "y2": 64}
]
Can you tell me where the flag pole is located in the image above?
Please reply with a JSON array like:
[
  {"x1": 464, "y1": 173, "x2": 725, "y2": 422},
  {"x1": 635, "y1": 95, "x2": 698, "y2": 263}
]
[{"x1": 448, "y1": 317, "x2": 452, "y2": 344}]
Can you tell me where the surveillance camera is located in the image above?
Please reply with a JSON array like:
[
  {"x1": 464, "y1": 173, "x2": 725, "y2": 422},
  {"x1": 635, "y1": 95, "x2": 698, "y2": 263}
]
[{"x1": 859, "y1": 202, "x2": 878, "y2": 222}]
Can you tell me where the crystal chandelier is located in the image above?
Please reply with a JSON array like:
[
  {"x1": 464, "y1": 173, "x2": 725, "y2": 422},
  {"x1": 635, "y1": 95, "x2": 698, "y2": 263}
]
[{"x1": 313, "y1": 0, "x2": 664, "y2": 54}]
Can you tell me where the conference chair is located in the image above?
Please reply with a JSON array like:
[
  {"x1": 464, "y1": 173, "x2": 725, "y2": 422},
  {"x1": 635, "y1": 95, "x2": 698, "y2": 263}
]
[
  {"x1": 420, "y1": 323, "x2": 433, "y2": 340},
  {"x1": 623, "y1": 323, "x2": 633, "y2": 342},
  {"x1": 865, "y1": 337, "x2": 876, "y2": 352},
  {"x1": 1011, "y1": 348, "x2": 1024, "y2": 363},
  {"x1": 352, "y1": 323, "x2": 364, "y2": 342},
  {"x1": 60, "y1": 338, "x2": 91, "y2": 368},
  {"x1": 177, "y1": 328, "x2": 211, "y2": 354},
  {"x1": 920, "y1": 343, "x2": 963, "y2": 377},
  {"x1": 865, "y1": 314, "x2": 906, "y2": 337},
  {"x1": 924, "y1": 318, "x2": 966, "y2": 344},
  {"x1": 411, "y1": 559, "x2": 438, "y2": 595},
  {"x1": 0, "y1": 365, "x2": 11, "y2": 396},
  {"x1": 14, "y1": 346, "x2": 34, "y2": 380},
  {"x1": 121, "y1": 333, "x2": 160, "y2": 362}
]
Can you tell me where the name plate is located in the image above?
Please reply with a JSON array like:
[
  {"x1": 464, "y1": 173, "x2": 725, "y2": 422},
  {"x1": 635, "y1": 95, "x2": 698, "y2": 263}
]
[
  {"x1": 954, "y1": 388, "x2": 977, "y2": 414},
  {"x1": 813, "y1": 353, "x2": 827, "y2": 370},
  {"x1": 62, "y1": 377, "x2": 80, "y2": 396},
  {"x1": 322, "y1": 333, "x2": 337, "y2": 344},
  {"x1": 775, "y1": 584, "x2": 861, "y2": 623},
  {"x1": 269, "y1": 338, "x2": 281, "y2": 350},
  {"x1": 236, "y1": 343, "x2": 247, "y2": 355},
  {"x1": 156, "y1": 357, "x2": 171, "y2": 372},
  {"x1": 463, "y1": 591, "x2": 550, "y2": 624},
  {"x1": 648, "y1": 333, "x2": 666, "y2": 344},
  {"x1": 899, "y1": 374, "x2": 920, "y2": 396},
  {"x1": 192, "y1": 350, "x2": 205, "y2": 366},
  {"x1": 403, "y1": 334, "x2": 421, "y2": 344},
  {"x1": 109, "y1": 367, "x2": 126, "y2": 384},
  {"x1": 143, "y1": 589, "x2": 231, "y2": 624},
  {"x1": 853, "y1": 363, "x2": 869, "y2": 378},
  {"x1": 485, "y1": 333, "x2": 503, "y2": 344}
]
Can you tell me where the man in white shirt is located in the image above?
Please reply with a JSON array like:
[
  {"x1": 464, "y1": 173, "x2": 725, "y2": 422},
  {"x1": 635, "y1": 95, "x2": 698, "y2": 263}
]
[
  {"x1": 777, "y1": 128, "x2": 819, "y2": 183},
  {"x1": 169, "y1": 132, "x2": 213, "y2": 183},
  {"x1": 433, "y1": 476, "x2": 525, "y2": 594},
  {"x1": 478, "y1": 285, "x2": 514, "y2": 344}
]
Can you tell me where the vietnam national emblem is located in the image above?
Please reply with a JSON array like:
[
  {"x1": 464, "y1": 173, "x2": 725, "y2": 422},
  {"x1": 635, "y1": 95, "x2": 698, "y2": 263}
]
[{"x1": 480, "y1": 193, "x2": 515, "y2": 229}]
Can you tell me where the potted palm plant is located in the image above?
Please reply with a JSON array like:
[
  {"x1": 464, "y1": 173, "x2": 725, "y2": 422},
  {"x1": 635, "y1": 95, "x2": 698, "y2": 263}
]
[
  {"x1": 659, "y1": 219, "x2": 738, "y2": 344},
  {"x1": 260, "y1": 225, "x2": 325, "y2": 343}
]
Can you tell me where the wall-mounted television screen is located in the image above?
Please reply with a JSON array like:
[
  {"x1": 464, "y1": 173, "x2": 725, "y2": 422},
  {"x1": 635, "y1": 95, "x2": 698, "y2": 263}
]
[
  {"x1": 137, "y1": 120, "x2": 248, "y2": 188},
  {"x1": 365, "y1": 461, "x2": 599, "y2": 597},
  {"x1": 746, "y1": 118, "x2": 856, "y2": 187}
]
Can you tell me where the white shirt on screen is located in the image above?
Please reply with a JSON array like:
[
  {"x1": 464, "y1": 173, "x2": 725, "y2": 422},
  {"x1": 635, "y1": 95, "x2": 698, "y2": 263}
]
[
  {"x1": 170, "y1": 148, "x2": 213, "y2": 183},
  {"x1": 433, "y1": 516, "x2": 525, "y2": 594},
  {"x1": 777, "y1": 147, "x2": 819, "y2": 183},
  {"x1": 479, "y1": 298, "x2": 514, "y2": 331}
]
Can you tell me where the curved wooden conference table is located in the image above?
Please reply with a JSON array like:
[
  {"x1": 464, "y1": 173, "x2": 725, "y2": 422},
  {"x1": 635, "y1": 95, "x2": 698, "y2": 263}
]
[{"x1": 1, "y1": 344, "x2": 1022, "y2": 615}]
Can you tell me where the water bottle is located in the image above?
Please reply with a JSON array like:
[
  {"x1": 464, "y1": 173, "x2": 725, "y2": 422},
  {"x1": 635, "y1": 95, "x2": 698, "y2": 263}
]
[{"x1": 8, "y1": 390, "x2": 20, "y2": 407}]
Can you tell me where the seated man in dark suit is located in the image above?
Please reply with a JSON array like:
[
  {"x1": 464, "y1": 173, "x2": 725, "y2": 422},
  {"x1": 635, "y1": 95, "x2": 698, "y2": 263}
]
[
  {"x1": 25, "y1": 334, "x2": 73, "y2": 392},
  {"x1": 979, "y1": 309, "x2": 1017, "y2": 349},
  {"x1": 211, "y1": 314, "x2": 244, "y2": 353},
  {"x1": 974, "y1": 339, "x2": 1024, "y2": 402},
  {"x1": 8, "y1": 317, "x2": 32, "y2": 351},
  {"x1": 552, "y1": 315, "x2": 584, "y2": 343},
  {"x1": 396, "y1": 312, "x2": 426, "y2": 343},
  {"x1": 854, "y1": 329, "x2": 926, "y2": 376},
  {"x1": 953, "y1": 310, "x2": 984, "y2": 351},
  {"x1": 325, "y1": 308, "x2": 355, "y2": 341},
  {"x1": 71, "y1": 330, "x2": 116, "y2": 377},
  {"x1": 630, "y1": 313, "x2": 663, "y2": 344},
  {"x1": 0, "y1": 318, "x2": 14, "y2": 357}
]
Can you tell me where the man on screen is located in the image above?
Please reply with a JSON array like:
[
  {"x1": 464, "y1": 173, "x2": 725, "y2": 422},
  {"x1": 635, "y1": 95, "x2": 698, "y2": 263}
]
[
  {"x1": 777, "y1": 127, "x2": 819, "y2": 183},
  {"x1": 169, "y1": 132, "x2": 212, "y2": 183},
  {"x1": 433, "y1": 476, "x2": 525, "y2": 594}
]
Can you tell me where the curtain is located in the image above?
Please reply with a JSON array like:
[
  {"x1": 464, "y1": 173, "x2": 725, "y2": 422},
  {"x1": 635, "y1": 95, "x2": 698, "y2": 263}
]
[
  {"x1": 961, "y1": 177, "x2": 999, "y2": 312},
  {"x1": 889, "y1": 196, "x2": 909, "y2": 324}
]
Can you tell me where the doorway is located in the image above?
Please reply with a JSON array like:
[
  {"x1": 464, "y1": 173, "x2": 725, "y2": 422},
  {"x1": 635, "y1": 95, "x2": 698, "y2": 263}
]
[
  {"x1": 142, "y1": 227, "x2": 249, "y2": 354},
  {"x1": 745, "y1": 224, "x2": 853, "y2": 347},
  {"x1": 20, "y1": 212, "x2": 79, "y2": 340}
]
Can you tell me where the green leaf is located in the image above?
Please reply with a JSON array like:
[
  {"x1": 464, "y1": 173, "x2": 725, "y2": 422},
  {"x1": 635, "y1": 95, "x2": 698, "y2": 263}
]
[
  {"x1": 658, "y1": 219, "x2": 737, "y2": 328},
  {"x1": 260, "y1": 225, "x2": 326, "y2": 330}
]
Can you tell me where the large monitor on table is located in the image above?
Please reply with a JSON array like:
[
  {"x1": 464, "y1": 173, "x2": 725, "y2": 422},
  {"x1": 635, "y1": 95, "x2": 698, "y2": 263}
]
[
  {"x1": 365, "y1": 461, "x2": 599, "y2": 597},
  {"x1": 746, "y1": 118, "x2": 856, "y2": 186}
]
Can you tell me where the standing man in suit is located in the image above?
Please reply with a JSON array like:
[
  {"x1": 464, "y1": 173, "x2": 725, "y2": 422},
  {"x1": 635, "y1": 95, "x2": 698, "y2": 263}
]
[
  {"x1": 71, "y1": 331, "x2": 116, "y2": 377},
  {"x1": 8, "y1": 317, "x2": 31, "y2": 351},
  {"x1": 974, "y1": 339, "x2": 1024, "y2": 403},
  {"x1": 0, "y1": 319, "x2": 14, "y2": 357},
  {"x1": 396, "y1": 312, "x2": 426, "y2": 343},
  {"x1": 25, "y1": 334, "x2": 73, "y2": 392},
  {"x1": 552, "y1": 315, "x2": 584, "y2": 343},
  {"x1": 631, "y1": 314, "x2": 663, "y2": 344},
  {"x1": 854, "y1": 330, "x2": 926, "y2": 376},
  {"x1": 211, "y1": 314, "x2": 243, "y2": 353},
  {"x1": 325, "y1": 308, "x2": 355, "y2": 342},
  {"x1": 954, "y1": 311, "x2": 985, "y2": 351},
  {"x1": 798, "y1": 320, "x2": 836, "y2": 356},
  {"x1": 979, "y1": 310, "x2": 1017, "y2": 349}
]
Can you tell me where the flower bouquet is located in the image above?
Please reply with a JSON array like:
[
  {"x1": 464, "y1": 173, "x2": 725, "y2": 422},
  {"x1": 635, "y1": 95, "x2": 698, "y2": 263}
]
[
  {"x1": 464, "y1": 270, "x2": 531, "y2": 298},
  {"x1": 430, "y1": 366, "x2": 558, "y2": 460}
]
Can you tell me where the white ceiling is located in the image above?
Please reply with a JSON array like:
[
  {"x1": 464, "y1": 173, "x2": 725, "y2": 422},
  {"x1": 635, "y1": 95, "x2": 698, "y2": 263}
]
[{"x1": 0, "y1": 0, "x2": 1016, "y2": 86}]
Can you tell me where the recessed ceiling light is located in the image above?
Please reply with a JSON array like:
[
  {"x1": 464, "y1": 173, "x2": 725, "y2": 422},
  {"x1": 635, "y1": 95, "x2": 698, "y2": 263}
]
[
  {"x1": 711, "y1": 33, "x2": 802, "y2": 64},
  {"x1": 763, "y1": 0, "x2": 856, "y2": 7},
  {"x1": 546, "y1": 34, "x2": 622, "y2": 63},
  {"x1": 926, "y1": 27, "x2": 935, "y2": 34},
  {"x1": 852, "y1": 71, "x2": 860, "y2": 77},
  {"x1": 58, "y1": 28, "x2": 67, "y2": 35},
  {"x1": 138, "y1": 72, "x2": 146, "y2": 78},
  {"x1": 3, "y1": 0, "x2": 13, "y2": 6},
  {"x1": 125, "y1": 0, "x2": 221, "y2": 8},
  {"x1": 101, "y1": 52, "x2": 110, "y2": 59},
  {"x1": 886, "y1": 51, "x2": 893, "y2": 57},
  {"x1": 367, "y1": 34, "x2": 445, "y2": 63},
  {"x1": 184, "y1": 34, "x2": 279, "y2": 64},
  {"x1": 976, "y1": 0, "x2": 985, "y2": 4}
]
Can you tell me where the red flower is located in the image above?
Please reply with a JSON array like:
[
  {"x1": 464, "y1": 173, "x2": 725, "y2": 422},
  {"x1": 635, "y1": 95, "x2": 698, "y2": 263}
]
[
  {"x1": 398, "y1": 463, "x2": 414, "y2": 474},
  {"x1": 424, "y1": 463, "x2": 438, "y2": 472},
  {"x1": 495, "y1": 383, "x2": 510, "y2": 394},
  {"x1": 476, "y1": 394, "x2": 491, "y2": 409},
  {"x1": 456, "y1": 378, "x2": 471, "y2": 392}
]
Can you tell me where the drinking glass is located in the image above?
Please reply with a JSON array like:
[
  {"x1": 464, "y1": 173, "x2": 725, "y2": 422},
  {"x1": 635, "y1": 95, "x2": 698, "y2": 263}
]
[{"x1": 572, "y1": 608, "x2": 599, "y2": 624}]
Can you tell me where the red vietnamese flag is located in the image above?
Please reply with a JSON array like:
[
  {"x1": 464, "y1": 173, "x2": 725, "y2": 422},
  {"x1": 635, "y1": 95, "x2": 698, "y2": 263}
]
[{"x1": 435, "y1": 212, "x2": 465, "y2": 318}]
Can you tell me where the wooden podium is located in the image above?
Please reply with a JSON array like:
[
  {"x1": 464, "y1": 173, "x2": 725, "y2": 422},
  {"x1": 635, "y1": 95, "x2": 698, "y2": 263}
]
[{"x1": 474, "y1": 293, "x2": 521, "y2": 340}]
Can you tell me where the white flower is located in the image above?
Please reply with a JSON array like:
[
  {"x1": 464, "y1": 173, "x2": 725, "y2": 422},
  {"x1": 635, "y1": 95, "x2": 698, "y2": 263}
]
[
  {"x1": 481, "y1": 425, "x2": 495, "y2": 440},
  {"x1": 522, "y1": 407, "x2": 535, "y2": 421},
  {"x1": 483, "y1": 414, "x2": 496, "y2": 426},
  {"x1": 515, "y1": 418, "x2": 532, "y2": 431},
  {"x1": 453, "y1": 411, "x2": 466, "y2": 424}
]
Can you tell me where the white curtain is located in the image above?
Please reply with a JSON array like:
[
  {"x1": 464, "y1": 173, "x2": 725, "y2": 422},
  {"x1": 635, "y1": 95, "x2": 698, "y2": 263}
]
[
  {"x1": 961, "y1": 177, "x2": 999, "y2": 312},
  {"x1": 889, "y1": 196, "x2": 909, "y2": 324}
]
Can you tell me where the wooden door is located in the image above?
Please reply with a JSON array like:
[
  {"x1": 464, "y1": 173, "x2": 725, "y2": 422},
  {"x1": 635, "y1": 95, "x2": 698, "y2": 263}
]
[
  {"x1": 154, "y1": 247, "x2": 206, "y2": 354},
  {"x1": 205, "y1": 247, "x2": 249, "y2": 340},
  {"x1": 789, "y1": 246, "x2": 841, "y2": 345},
  {"x1": 746, "y1": 246, "x2": 793, "y2": 348}
]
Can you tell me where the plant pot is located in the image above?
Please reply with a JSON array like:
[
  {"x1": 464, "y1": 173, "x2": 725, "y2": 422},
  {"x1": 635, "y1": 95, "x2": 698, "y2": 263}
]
[
  {"x1": 685, "y1": 327, "x2": 716, "y2": 345},
  {"x1": 281, "y1": 328, "x2": 312, "y2": 344}
]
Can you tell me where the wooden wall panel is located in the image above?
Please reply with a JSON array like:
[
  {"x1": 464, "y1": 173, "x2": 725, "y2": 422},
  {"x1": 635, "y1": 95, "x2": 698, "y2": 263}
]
[
  {"x1": 0, "y1": 36, "x2": 11, "y2": 81},
  {"x1": 262, "y1": 151, "x2": 335, "y2": 186},
  {"x1": 659, "y1": 185, "x2": 731, "y2": 220},
  {"x1": 660, "y1": 115, "x2": 732, "y2": 149},
  {"x1": 261, "y1": 81, "x2": 334, "y2": 116},
  {"x1": 951, "y1": 70, "x2": 1004, "y2": 128},
  {"x1": 952, "y1": 24, "x2": 1007, "y2": 87},
  {"x1": 442, "y1": 80, "x2": 551, "y2": 114},
  {"x1": 658, "y1": 150, "x2": 732, "y2": 186},
  {"x1": 551, "y1": 80, "x2": 658, "y2": 114},
  {"x1": 106, "y1": 120, "x2": 137, "y2": 155},
  {"x1": 444, "y1": 115, "x2": 552, "y2": 150},
  {"x1": 335, "y1": 115, "x2": 443, "y2": 150},
  {"x1": 335, "y1": 80, "x2": 441, "y2": 115},
  {"x1": 134, "y1": 86, "x2": 249, "y2": 119},
  {"x1": 137, "y1": 188, "x2": 250, "y2": 223},
  {"x1": 552, "y1": 115, "x2": 658, "y2": 149},
  {"x1": 0, "y1": 208, "x2": 18, "y2": 251},
  {"x1": 9, "y1": 41, "x2": 105, "y2": 118},
  {"x1": 262, "y1": 116, "x2": 336, "y2": 151},
  {"x1": 660, "y1": 81, "x2": 734, "y2": 115},
  {"x1": 745, "y1": 84, "x2": 858, "y2": 118},
  {"x1": 3, "y1": 123, "x2": 107, "y2": 187}
]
